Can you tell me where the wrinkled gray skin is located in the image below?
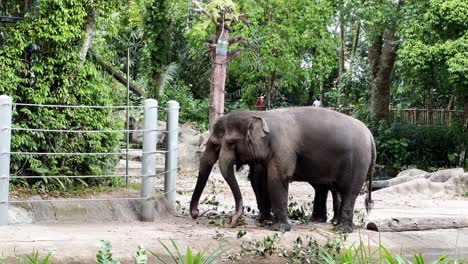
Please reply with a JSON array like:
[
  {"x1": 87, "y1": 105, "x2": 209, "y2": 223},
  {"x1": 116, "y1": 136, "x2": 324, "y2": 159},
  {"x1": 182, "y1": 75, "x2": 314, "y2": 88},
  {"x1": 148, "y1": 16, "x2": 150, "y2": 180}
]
[{"x1": 190, "y1": 107, "x2": 375, "y2": 233}]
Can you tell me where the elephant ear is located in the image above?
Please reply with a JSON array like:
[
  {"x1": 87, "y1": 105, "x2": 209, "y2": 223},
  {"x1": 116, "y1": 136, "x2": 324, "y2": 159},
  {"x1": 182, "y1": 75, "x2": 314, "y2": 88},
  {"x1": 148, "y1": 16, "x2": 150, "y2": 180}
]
[{"x1": 247, "y1": 116, "x2": 270, "y2": 142}]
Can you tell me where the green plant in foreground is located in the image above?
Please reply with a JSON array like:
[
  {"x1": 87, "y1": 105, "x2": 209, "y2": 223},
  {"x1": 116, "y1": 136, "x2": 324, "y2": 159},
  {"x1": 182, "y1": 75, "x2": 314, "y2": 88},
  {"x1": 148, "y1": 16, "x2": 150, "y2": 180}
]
[
  {"x1": 150, "y1": 238, "x2": 226, "y2": 264},
  {"x1": 135, "y1": 245, "x2": 148, "y2": 264},
  {"x1": 96, "y1": 240, "x2": 120, "y2": 264},
  {"x1": 318, "y1": 240, "x2": 463, "y2": 264},
  {"x1": 18, "y1": 250, "x2": 53, "y2": 264}
]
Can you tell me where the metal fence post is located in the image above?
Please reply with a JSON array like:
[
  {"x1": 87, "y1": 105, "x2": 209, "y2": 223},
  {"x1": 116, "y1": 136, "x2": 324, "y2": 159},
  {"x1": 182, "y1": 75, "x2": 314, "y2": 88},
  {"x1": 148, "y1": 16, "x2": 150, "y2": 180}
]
[
  {"x1": 0, "y1": 95, "x2": 12, "y2": 225},
  {"x1": 165, "y1": 100, "x2": 179, "y2": 208},
  {"x1": 141, "y1": 99, "x2": 158, "y2": 222}
]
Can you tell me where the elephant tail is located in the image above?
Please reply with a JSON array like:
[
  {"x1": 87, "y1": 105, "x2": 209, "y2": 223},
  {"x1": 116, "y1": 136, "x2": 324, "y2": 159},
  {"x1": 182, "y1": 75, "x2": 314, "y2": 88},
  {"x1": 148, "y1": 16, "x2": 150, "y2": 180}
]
[{"x1": 365, "y1": 133, "x2": 376, "y2": 213}]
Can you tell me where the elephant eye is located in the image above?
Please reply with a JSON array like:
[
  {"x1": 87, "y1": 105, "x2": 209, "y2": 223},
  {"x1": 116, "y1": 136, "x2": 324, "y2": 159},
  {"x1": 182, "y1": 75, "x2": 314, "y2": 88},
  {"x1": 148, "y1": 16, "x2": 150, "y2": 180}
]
[{"x1": 226, "y1": 141, "x2": 236, "y2": 149}]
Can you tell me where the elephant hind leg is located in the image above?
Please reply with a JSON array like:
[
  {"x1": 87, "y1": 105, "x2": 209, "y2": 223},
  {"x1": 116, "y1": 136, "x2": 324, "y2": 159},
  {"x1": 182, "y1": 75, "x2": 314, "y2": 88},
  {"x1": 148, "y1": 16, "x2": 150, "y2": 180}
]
[
  {"x1": 311, "y1": 184, "x2": 328, "y2": 223},
  {"x1": 333, "y1": 193, "x2": 357, "y2": 233},
  {"x1": 331, "y1": 188, "x2": 342, "y2": 225}
]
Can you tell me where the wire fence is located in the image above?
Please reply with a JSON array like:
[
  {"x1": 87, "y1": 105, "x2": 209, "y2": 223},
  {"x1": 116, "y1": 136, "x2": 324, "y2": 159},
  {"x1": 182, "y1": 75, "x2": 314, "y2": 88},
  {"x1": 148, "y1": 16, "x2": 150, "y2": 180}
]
[{"x1": 0, "y1": 96, "x2": 180, "y2": 224}]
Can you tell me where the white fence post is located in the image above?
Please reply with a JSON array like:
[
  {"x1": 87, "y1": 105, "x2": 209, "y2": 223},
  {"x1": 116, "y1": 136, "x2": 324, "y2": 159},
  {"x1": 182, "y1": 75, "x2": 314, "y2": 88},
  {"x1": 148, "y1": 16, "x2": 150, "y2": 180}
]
[
  {"x1": 0, "y1": 95, "x2": 12, "y2": 225},
  {"x1": 140, "y1": 99, "x2": 158, "y2": 222},
  {"x1": 165, "y1": 101, "x2": 179, "y2": 208}
]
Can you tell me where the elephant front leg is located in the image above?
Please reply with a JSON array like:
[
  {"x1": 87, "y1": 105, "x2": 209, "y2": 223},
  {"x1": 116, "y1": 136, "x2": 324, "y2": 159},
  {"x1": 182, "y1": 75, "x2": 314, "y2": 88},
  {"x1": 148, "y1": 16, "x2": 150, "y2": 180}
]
[
  {"x1": 249, "y1": 163, "x2": 272, "y2": 223},
  {"x1": 311, "y1": 184, "x2": 328, "y2": 223},
  {"x1": 267, "y1": 164, "x2": 291, "y2": 232}
]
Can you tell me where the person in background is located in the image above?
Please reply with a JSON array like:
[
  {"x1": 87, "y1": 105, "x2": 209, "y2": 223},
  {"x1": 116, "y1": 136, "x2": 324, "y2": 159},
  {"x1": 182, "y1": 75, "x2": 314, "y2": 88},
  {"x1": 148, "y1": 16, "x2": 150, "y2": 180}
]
[
  {"x1": 312, "y1": 96, "x2": 321, "y2": 107},
  {"x1": 255, "y1": 96, "x2": 266, "y2": 111}
]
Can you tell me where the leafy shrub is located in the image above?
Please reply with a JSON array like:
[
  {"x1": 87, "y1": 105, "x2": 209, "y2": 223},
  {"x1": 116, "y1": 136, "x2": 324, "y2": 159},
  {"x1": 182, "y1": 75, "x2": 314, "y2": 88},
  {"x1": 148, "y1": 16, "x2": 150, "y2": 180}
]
[
  {"x1": 0, "y1": 0, "x2": 125, "y2": 190},
  {"x1": 371, "y1": 121, "x2": 461, "y2": 170},
  {"x1": 159, "y1": 82, "x2": 209, "y2": 130},
  {"x1": 280, "y1": 236, "x2": 340, "y2": 264}
]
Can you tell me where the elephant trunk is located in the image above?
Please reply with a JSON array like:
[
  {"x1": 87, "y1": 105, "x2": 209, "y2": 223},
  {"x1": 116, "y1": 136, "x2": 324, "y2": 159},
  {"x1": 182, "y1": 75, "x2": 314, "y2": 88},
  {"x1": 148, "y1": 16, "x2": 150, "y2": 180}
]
[
  {"x1": 219, "y1": 146, "x2": 243, "y2": 228},
  {"x1": 190, "y1": 141, "x2": 218, "y2": 219}
]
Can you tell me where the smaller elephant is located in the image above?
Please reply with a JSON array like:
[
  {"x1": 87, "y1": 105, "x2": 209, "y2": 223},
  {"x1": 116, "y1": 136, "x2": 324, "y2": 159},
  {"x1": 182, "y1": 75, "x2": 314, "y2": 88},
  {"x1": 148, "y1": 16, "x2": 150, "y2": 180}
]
[{"x1": 246, "y1": 162, "x2": 342, "y2": 225}]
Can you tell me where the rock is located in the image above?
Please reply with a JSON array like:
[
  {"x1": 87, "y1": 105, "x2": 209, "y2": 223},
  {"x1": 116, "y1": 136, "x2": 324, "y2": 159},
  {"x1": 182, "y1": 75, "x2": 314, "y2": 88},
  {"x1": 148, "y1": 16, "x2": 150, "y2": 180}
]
[
  {"x1": 177, "y1": 123, "x2": 204, "y2": 172},
  {"x1": 372, "y1": 168, "x2": 428, "y2": 190},
  {"x1": 130, "y1": 120, "x2": 167, "y2": 148},
  {"x1": 395, "y1": 168, "x2": 427, "y2": 178},
  {"x1": 8, "y1": 205, "x2": 33, "y2": 224},
  {"x1": 427, "y1": 168, "x2": 464, "y2": 183}
]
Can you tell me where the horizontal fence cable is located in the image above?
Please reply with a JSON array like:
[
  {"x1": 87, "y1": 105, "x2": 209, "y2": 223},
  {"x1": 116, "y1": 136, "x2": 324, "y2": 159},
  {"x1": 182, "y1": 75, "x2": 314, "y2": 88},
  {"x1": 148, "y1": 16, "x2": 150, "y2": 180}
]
[
  {"x1": 2, "y1": 168, "x2": 177, "y2": 179},
  {"x1": 2, "y1": 187, "x2": 176, "y2": 204},
  {"x1": 1, "y1": 103, "x2": 180, "y2": 111},
  {"x1": 9, "y1": 103, "x2": 146, "y2": 109},
  {"x1": 4, "y1": 146, "x2": 178, "y2": 156},
  {"x1": 1, "y1": 145, "x2": 178, "y2": 157},
  {"x1": 7, "y1": 127, "x2": 178, "y2": 134}
]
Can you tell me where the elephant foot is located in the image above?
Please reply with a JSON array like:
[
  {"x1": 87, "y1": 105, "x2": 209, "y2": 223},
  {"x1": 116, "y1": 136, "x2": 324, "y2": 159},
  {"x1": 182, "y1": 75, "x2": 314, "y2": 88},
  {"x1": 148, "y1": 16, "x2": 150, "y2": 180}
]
[
  {"x1": 331, "y1": 216, "x2": 339, "y2": 226},
  {"x1": 269, "y1": 221, "x2": 291, "y2": 232},
  {"x1": 256, "y1": 212, "x2": 273, "y2": 223},
  {"x1": 333, "y1": 223, "x2": 354, "y2": 233},
  {"x1": 310, "y1": 215, "x2": 327, "y2": 223}
]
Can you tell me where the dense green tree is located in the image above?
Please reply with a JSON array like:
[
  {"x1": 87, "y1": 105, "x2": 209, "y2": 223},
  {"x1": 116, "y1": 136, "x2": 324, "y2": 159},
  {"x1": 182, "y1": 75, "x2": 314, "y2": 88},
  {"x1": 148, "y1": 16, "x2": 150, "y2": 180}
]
[
  {"x1": 228, "y1": 0, "x2": 336, "y2": 108},
  {"x1": 0, "y1": 0, "x2": 124, "y2": 189}
]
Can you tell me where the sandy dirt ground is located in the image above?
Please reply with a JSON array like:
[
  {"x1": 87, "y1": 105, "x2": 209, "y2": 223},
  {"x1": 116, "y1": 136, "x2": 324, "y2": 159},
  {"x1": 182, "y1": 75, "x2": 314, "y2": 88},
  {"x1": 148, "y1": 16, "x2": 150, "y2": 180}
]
[{"x1": 1, "y1": 166, "x2": 467, "y2": 263}]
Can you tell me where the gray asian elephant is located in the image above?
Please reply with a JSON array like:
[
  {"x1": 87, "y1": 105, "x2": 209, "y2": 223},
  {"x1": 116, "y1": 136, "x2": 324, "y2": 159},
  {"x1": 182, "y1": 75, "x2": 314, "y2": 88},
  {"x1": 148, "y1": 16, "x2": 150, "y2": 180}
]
[{"x1": 190, "y1": 107, "x2": 375, "y2": 233}]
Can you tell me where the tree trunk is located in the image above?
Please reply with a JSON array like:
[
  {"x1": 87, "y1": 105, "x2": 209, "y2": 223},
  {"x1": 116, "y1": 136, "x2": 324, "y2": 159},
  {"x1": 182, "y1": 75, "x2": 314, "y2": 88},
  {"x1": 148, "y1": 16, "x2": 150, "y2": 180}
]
[
  {"x1": 91, "y1": 53, "x2": 145, "y2": 97},
  {"x1": 78, "y1": 8, "x2": 96, "y2": 68},
  {"x1": 460, "y1": 95, "x2": 468, "y2": 167},
  {"x1": 367, "y1": 217, "x2": 468, "y2": 232},
  {"x1": 447, "y1": 95, "x2": 454, "y2": 110},
  {"x1": 349, "y1": 22, "x2": 360, "y2": 73},
  {"x1": 464, "y1": 95, "x2": 468, "y2": 125},
  {"x1": 369, "y1": 32, "x2": 397, "y2": 120},
  {"x1": 320, "y1": 71, "x2": 325, "y2": 107},
  {"x1": 209, "y1": 29, "x2": 228, "y2": 130},
  {"x1": 337, "y1": 9, "x2": 345, "y2": 106},
  {"x1": 266, "y1": 72, "x2": 275, "y2": 110}
]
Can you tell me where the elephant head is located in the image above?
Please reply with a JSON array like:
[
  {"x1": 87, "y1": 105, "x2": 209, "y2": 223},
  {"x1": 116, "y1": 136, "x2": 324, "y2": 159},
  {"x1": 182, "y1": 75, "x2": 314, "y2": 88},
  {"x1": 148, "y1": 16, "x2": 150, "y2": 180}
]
[{"x1": 189, "y1": 113, "x2": 271, "y2": 227}]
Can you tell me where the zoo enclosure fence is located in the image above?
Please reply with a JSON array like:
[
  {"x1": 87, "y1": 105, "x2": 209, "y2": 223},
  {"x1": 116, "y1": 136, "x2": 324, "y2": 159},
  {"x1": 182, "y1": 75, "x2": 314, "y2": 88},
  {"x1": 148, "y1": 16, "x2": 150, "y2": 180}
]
[
  {"x1": 331, "y1": 107, "x2": 463, "y2": 126},
  {"x1": 0, "y1": 95, "x2": 180, "y2": 225}
]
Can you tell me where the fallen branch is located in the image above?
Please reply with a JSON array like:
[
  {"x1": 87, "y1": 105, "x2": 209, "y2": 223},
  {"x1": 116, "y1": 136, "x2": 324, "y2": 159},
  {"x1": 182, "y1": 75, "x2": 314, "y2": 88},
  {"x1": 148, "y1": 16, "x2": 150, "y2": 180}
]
[
  {"x1": 367, "y1": 217, "x2": 468, "y2": 232},
  {"x1": 90, "y1": 52, "x2": 145, "y2": 97}
]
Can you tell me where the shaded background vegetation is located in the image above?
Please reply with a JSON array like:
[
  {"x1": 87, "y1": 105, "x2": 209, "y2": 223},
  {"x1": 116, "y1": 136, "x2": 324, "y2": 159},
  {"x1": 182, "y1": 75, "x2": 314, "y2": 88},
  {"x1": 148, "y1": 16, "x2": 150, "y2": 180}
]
[{"x1": 0, "y1": 0, "x2": 466, "y2": 190}]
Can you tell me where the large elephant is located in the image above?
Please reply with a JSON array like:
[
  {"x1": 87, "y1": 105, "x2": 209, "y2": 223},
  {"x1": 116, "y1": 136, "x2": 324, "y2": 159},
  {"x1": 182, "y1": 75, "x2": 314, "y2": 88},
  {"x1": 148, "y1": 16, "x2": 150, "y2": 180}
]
[{"x1": 190, "y1": 107, "x2": 375, "y2": 232}]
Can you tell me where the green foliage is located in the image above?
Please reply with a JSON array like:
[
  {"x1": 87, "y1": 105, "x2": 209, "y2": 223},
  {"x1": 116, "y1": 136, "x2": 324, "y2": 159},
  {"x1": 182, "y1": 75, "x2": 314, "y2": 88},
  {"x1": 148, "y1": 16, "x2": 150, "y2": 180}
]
[
  {"x1": 143, "y1": 0, "x2": 173, "y2": 98},
  {"x1": 280, "y1": 236, "x2": 340, "y2": 264},
  {"x1": 240, "y1": 233, "x2": 280, "y2": 257},
  {"x1": 19, "y1": 250, "x2": 53, "y2": 264},
  {"x1": 288, "y1": 201, "x2": 312, "y2": 223},
  {"x1": 370, "y1": 121, "x2": 461, "y2": 170},
  {"x1": 135, "y1": 245, "x2": 148, "y2": 264},
  {"x1": 0, "y1": 0, "x2": 124, "y2": 190},
  {"x1": 229, "y1": 0, "x2": 336, "y2": 107},
  {"x1": 159, "y1": 82, "x2": 209, "y2": 130},
  {"x1": 96, "y1": 240, "x2": 120, "y2": 264},
  {"x1": 150, "y1": 238, "x2": 226, "y2": 264}
]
